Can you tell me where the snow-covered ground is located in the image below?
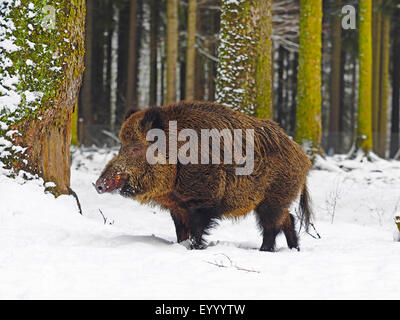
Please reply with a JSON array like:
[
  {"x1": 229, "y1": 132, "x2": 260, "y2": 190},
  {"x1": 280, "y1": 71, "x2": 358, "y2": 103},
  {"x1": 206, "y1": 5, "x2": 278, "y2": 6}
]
[{"x1": 0, "y1": 148, "x2": 399, "y2": 299}]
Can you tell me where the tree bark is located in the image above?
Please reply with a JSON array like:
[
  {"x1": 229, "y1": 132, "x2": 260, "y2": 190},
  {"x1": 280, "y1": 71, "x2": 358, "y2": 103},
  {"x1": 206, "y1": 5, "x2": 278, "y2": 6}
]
[
  {"x1": 149, "y1": 0, "x2": 159, "y2": 106},
  {"x1": 0, "y1": 1, "x2": 85, "y2": 196},
  {"x1": 126, "y1": 0, "x2": 139, "y2": 111},
  {"x1": 185, "y1": 0, "x2": 197, "y2": 100},
  {"x1": 378, "y1": 15, "x2": 390, "y2": 158},
  {"x1": 166, "y1": 0, "x2": 179, "y2": 104},
  {"x1": 295, "y1": 0, "x2": 323, "y2": 154},
  {"x1": 357, "y1": 0, "x2": 373, "y2": 153},
  {"x1": 391, "y1": 11, "x2": 400, "y2": 158},
  {"x1": 328, "y1": 0, "x2": 342, "y2": 154},
  {"x1": 82, "y1": 0, "x2": 93, "y2": 143},
  {"x1": 216, "y1": 0, "x2": 273, "y2": 118},
  {"x1": 372, "y1": 0, "x2": 382, "y2": 152}
]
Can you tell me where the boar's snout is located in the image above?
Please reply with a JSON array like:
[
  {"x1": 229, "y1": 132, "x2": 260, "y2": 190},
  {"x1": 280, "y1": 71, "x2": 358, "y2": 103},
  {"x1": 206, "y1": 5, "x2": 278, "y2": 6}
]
[{"x1": 94, "y1": 172, "x2": 129, "y2": 194}]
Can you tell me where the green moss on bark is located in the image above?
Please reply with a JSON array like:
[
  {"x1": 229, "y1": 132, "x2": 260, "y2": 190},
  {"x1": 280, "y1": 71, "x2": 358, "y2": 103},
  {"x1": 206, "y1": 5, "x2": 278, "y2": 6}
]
[
  {"x1": 0, "y1": 0, "x2": 85, "y2": 186},
  {"x1": 357, "y1": 0, "x2": 373, "y2": 153},
  {"x1": 295, "y1": 0, "x2": 323, "y2": 154}
]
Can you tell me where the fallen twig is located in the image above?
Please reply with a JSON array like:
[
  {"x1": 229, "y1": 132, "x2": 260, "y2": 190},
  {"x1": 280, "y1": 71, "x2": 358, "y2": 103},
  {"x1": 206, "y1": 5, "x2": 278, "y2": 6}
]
[
  {"x1": 204, "y1": 253, "x2": 260, "y2": 274},
  {"x1": 69, "y1": 187, "x2": 83, "y2": 215}
]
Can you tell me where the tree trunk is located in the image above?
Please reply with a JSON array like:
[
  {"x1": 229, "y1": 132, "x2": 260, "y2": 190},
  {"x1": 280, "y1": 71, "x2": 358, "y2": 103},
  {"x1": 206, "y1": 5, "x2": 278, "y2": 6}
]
[
  {"x1": 328, "y1": 0, "x2": 342, "y2": 154},
  {"x1": 166, "y1": 0, "x2": 179, "y2": 104},
  {"x1": 378, "y1": 15, "x2": 390, "y2": 158},
  {"x1": 289, "y1": 51, "x2": 299, "y2": 135},
  {"x1": 357, "y1": 0, "x2": 373, "y2": 153},
  {"x1": 372, "y1": 0, "x2": 382, "y2": 152},
  {"x1": 126, "y1": 0, "x2": 139, "y2": 111},
  {"x1": 391, "y1": 11, "x2": 400, "y2": 158},
  {"x1": 216, "y1": 0, "x2": 273, "y2": 118},
  {"x1": 82, "y1": 0, "x2": 93, "y2": 143},
  {"x1": 185, "y1": 0, "x2": 197, "y2": 100},
  {"x1": 149, "y1": 0, "x2": 159, "y2": 106},
  {"x1": 295, "y1": 0, "x2": 323, "y2": 154},
  {"x1": 277, "y1": 46, "x2": 285, "y2": 126},
  {"x1": 0, "y1": 1, "x2": 85, "y2": 196}
]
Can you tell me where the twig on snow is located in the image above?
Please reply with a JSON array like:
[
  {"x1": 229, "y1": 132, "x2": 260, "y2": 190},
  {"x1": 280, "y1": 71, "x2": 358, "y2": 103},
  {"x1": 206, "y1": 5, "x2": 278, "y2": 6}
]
[{"x1": 69, "y1": 187, "x2": 83, "y2": 215}]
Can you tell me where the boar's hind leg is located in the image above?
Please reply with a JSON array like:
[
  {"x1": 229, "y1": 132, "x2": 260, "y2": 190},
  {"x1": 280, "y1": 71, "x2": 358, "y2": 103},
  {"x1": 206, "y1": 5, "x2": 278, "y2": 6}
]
[
  {"x1": 255, "y1": 202, "x2": 286, "y2": 252},
  {"x1": 170, "y1": 209, "x2": 191, "y2": 243},
  {"x1": 187, "y1": 206, "x2": 221, "y2": 250},
  {"x1": 281, "y1": 212, "x2": 299, "y2": 251}
]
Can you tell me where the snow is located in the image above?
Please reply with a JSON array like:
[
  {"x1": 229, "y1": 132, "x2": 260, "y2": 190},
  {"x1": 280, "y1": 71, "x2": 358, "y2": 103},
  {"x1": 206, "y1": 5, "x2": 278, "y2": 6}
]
[{"x1": 0, "y1": 149, "x2": 399, "y2": 299}]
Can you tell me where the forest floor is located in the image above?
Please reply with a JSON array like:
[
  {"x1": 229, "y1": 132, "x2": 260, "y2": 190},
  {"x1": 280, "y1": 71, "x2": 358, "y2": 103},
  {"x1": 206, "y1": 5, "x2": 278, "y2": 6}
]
[{"x1": 0, "y1": 148, "x2": 399, "y2": 299}]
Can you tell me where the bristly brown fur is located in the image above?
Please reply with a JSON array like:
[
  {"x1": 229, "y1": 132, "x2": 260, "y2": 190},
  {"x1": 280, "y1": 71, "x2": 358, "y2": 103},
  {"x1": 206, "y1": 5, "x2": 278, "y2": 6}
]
[{"x1": 98, "y1": 101, "x2": 313, "y2": 251}]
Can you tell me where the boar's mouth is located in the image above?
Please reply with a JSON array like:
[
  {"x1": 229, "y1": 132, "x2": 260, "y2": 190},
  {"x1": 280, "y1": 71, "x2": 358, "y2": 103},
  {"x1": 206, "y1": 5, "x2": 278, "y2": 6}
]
[
  {"x1": 94, "y1": 173, "x2": 143, "y2": 198},
  {"x1": 119, "y1": 183, "x2": 141, "y2": 197}
]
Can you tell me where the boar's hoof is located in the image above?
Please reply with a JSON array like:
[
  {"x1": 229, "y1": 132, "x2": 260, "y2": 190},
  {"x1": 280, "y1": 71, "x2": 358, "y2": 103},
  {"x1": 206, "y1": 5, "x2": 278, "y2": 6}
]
[
  {"x1": 188, "y1": 238, "x2": 207, "y2": 250},
  {"x1": 260, "y1": 245, "x2": 275, "y2": 252}
]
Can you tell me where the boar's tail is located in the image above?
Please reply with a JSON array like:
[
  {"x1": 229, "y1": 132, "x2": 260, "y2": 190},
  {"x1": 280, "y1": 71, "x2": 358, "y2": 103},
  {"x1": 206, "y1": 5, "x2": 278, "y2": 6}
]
[{"x1": 298, "y1": 182, "x2": 312, "y2": 232}]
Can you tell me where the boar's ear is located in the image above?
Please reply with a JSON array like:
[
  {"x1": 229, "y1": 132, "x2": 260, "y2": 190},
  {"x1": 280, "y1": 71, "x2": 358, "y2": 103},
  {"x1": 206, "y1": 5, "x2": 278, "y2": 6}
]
[
  {"x1": 124, "y1": 107, "x2": 140, "y2": 121},
  {"x1": 139, "y1": 107, "x2": 164, "y2": 132}
]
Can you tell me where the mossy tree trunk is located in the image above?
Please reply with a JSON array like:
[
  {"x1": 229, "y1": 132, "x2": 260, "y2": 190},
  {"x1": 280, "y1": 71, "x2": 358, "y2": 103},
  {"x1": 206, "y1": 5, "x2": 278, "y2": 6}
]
[
  {"x1": 0, "y1": 1, "x2": 85, "y2": 195},
  {"x1": 357, "y1": 0, "x2": 373, "y2": 154},
  {"x1": 216, "y1": 0, "x2": 273, "y2": 118},
  {"x1": 295, "y1": 0, "x2": 323, "y2": 154},
  {"x1": 378, "y1": 15, "x2": 390, "y2": 158},
  {"x1": 166, "y1": 0, "x2": 179, "y2": 104}
]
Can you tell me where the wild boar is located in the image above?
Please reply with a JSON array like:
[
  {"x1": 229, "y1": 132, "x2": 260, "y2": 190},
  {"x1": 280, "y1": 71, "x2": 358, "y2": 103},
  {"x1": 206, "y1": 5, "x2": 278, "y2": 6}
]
[{"x1": 95, "y1": 101, "x2": 312, "y2": 251}]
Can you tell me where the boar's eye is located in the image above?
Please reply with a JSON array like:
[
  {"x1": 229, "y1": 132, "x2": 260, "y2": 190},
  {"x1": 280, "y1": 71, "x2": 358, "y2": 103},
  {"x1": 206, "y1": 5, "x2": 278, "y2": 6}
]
[{"x1": 130, "y1": 145, "x2": 144, "y2": 155}]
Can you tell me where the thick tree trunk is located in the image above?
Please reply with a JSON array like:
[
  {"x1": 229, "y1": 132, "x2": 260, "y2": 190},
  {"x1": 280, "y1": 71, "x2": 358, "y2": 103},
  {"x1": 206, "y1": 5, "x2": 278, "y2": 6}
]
[
  {"x1": 126, "y1": 0, "x2": 139, "y2": 111},
  {"x1": 295, "y1": 0, "x2": 323, "y2": 154},
  {"x1": 357, "y1": 0, "x2": 373, "y2": 153},
  {"x1": 185, "y1": 0, "x2": 197, "y2": 100},
  {"x1": 0, "y1": 1, "x2": 85, "y2": 196},
  {"x1": 216, "y1": 0, "x2": 273, "y2": 118},
  {"x1": 166, "y1": 0, "x2": 179, "y2": 104}
]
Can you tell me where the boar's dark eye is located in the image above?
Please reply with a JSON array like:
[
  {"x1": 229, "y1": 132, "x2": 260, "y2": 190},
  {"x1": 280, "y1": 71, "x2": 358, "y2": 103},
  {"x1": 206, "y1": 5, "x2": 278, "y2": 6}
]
[{"x1": 130, "y1": 146, "x2": 144, "y2": 155}]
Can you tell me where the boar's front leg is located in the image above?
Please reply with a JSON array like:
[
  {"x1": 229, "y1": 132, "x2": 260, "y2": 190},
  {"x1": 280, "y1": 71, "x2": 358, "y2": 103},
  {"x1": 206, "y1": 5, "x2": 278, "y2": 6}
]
[
  {"x1": 187, "y1": 206, "x2": 221, "y2": 250},
  {"x1": 170, "y1": 209, "x2": 191, "y2": 243}
]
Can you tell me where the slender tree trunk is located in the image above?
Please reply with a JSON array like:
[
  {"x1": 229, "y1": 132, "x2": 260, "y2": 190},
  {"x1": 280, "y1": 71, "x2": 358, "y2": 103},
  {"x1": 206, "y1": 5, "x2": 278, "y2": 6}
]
[
  {"x1": 295, "y1": 0, "x2": 323, "y2": 154},
  {"x1": 185, "y1": 0, "x2": 197, "y2": 100},
  {"x1": 0, "y1": 1, "x2": 85, "y2": 195},
  {"x1": 391, "y1": 12, "x2": 400, "y2": 158},
  {"x1": 117, "y1": 0, "x2": 130, "y2": 126},
  {"x1": 277, "y1": 46, "x2": 285, "y2": 125},
  {"x1": 329, "y1": 0, "x2": 342, "y2": 154},
  {"x1": 166, "y1": 0, "x2": 179, "y2": 104},
  {"x1": 378, "y1": 15, "x2": 390, "y2": 158},
  {"x1": 289, "y1": 51, "x2": 299, "y2": 136},
  {"x1": 82, "y1": 0, "x2": 93, "y2": 144},
  {"x1": 254, "y1": 0, "x2": 273, "y2": 119},
  {"x1": 149, "y1": 0, "x2": 159, "y2": 106},
  {"x1": 372, "y1": 0, "x2": 382, "y2": 152},
  {"x1": 126, "y1": 0, "x2": 139, "y2": 111},
  {"x1": 357, "y1": 0, "x2": 373, "y2": 153}
]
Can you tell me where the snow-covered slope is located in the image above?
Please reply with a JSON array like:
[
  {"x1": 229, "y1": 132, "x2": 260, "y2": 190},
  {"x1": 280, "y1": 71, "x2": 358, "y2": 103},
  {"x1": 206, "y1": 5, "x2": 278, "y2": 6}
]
[{"x1": 0, "y1": 149, "x2": 399, "y2": 299}]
